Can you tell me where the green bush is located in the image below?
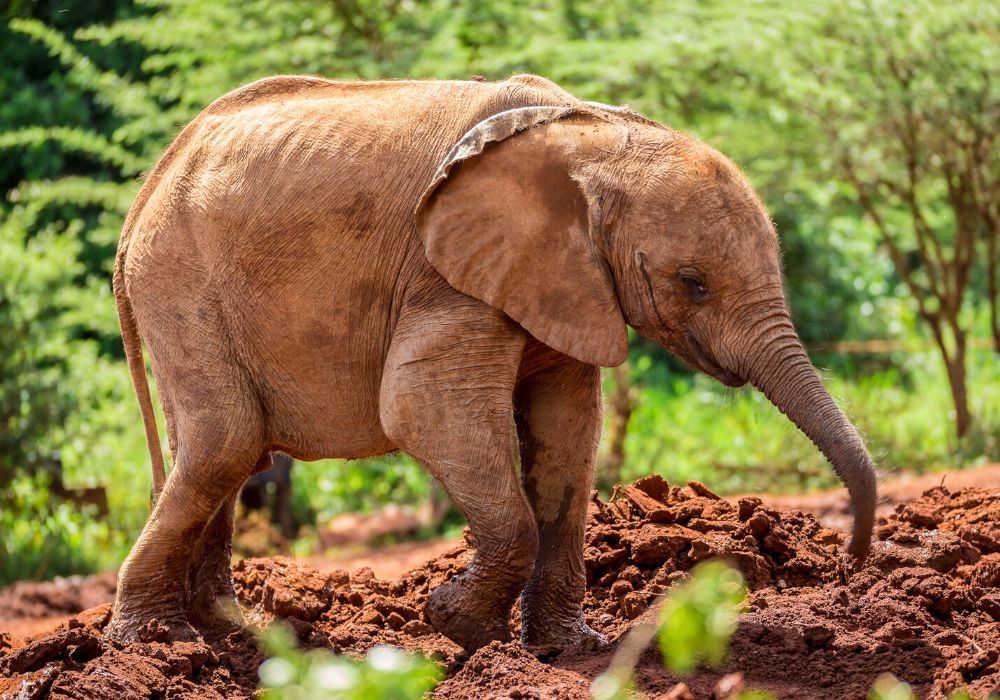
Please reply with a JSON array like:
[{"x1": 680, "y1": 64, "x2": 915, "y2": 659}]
[
  {"x1": 657, "y1": 562, "x2": 747, "y2": 675},
  {"x1": 0, "y1": 472, "x2": 129, "y2": 585}
]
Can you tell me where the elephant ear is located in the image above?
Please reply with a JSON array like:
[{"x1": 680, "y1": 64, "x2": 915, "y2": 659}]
[{"x1": 415, "y1": 107, "x2": 628, "y2": 367}]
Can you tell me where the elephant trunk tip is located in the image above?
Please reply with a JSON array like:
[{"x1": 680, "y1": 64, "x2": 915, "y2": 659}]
[
  {"x1": 847, "y1": 516, "x2": 874, "y2": 561},
  {"x1": 843, "y1": 453, "x2": 878, "y2": 561}
]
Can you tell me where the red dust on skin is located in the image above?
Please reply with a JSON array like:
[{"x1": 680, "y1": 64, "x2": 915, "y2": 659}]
[{"x1": 2, "y1": 478, "x2": 998, "y2": 699}]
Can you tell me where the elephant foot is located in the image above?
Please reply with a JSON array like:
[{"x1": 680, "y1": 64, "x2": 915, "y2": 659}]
[
  {"x1": 187, "y1": 557, "x2": 244, "y2": 637},
  {"x1": 105, "y1": 609, "x2": 202, "y2": 645},
  {"x1": 522, "y1": 614, "x2": 609, "y2": 654},
  {"x1": 187, "y1": 591, "x2": 244, "y2": 637},
  {"x1": 107, "y1": 565, "x2": 202, "y2": 644},
  {"x1": 426, "y1": 575, "x2": 513, "y2": 652}
]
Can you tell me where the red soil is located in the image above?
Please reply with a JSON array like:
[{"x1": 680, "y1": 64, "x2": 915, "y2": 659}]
[{"x1": 1, "y1": 478, "x2": 998, "y2": 699}]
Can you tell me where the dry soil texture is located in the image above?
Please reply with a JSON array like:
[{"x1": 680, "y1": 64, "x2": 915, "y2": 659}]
[{"x1": 2, "y1": 478, "x2": 999, "y2": 699}]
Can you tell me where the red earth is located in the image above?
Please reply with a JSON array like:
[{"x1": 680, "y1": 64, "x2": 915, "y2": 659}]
[{"x1": 1, "y1": 466, "x2": 999, "y2": 699}]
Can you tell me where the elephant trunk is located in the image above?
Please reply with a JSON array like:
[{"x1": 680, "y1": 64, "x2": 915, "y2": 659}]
[{"x1": 739, "y1": 313, "x2": 877, "y2": 559}]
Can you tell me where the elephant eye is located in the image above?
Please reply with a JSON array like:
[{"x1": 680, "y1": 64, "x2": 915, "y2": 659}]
[{"x1": 678, "y1": 272, "x2": 709, "y2": 301}]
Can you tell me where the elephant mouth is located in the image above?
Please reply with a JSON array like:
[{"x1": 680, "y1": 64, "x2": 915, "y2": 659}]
[{"x1": 684, "y1": 333, "x2": 746, "y2": 388}]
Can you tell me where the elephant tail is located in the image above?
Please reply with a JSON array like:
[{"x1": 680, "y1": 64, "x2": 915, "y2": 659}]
[
  {"x1": 114, "y1": 275, "x2": 166, "y2": 503},
  {"x1": 114, "y1": 183, "x2": 166, "y2": 503}
]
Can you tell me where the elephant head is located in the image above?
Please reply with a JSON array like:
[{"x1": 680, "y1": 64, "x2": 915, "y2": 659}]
[{"x1": 416, "y1": 104, "x2": 876, "y2": 558}]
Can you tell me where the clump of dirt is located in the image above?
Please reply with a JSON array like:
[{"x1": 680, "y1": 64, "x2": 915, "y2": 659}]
[
  {"x1": 0, "y1": 604, "x2": 257, "y2": 699},
  {"x1": 581, "y1": 477, "x2": 844, "y2": 639},
  {"x1": 1, "y1": 479, "x2": 998, "y2": 699}
]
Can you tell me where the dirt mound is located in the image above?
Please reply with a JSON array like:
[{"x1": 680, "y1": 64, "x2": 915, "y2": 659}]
[{"x1": 1, "y1": 480, "x2": 998, "y2": 699}]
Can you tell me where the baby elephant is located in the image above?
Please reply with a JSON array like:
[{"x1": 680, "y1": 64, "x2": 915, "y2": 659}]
[{"x1": 108, "y1": 74, "x2": 876, "y2": 650}]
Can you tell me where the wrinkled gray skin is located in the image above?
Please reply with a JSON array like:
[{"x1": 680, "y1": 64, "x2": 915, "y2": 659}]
[{"x1": 107, "y1": 74, "x2": 877, "y2": 652}]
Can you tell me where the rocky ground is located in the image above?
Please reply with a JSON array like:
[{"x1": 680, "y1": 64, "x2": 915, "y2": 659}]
[{"x1": 1, "y1": 476, "x2": 998, "y2": 699}]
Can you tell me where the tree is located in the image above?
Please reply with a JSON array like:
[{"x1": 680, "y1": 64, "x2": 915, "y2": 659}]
[{"x1": 762, "y1": 0, "x2": 1000, "y2": 438}]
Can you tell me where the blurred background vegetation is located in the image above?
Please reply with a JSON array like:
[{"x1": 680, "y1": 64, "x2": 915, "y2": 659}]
[{"x1": 1, "y1": 0, "x2": 997, "y2": 585}]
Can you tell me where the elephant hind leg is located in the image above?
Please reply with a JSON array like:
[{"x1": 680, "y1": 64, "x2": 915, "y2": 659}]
[
  {"x1": 185, "y1": 460, "x2": 259, "y2": 635},
  {"x1": 106, "y1": 376, "x2": 266, "y2": 644}
]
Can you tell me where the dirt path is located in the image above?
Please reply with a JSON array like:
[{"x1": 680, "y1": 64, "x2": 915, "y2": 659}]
[
  {"x1": 305, "y1": 537, "x2": 459, "y2": 581},
  {"x1": 1, "y1": 467, "x2": 998, "y2": 698},
  {"x1": 759, "y1": 463, "x2": 1000, "y2": 532}
]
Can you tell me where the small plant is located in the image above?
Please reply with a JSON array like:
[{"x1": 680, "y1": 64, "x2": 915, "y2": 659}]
[
  {"x1": 658, "y1": 560, "x2": 747, "y2": 674},
  {"x1": 257, "y1": 624, "x2": 441, "y2": 700}
]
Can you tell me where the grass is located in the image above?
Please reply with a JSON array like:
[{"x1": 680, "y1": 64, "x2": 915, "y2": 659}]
[{"x1": 618, "y1": 349, "x2": 1000, "y2": 495}]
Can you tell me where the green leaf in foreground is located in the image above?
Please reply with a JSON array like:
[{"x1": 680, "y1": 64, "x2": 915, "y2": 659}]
[
  {"x1": 658, "y1": 561, "x2": 747, "y2": 675},
  {"x1": 257, "y1": 623, "x2": 441, "y2": 700},
  {"x1": 867, "y1": 674, "x2": 916, "y2": 700},
  {"x1": 591, "y1": 561, "x2": 747, "y2": 699}
]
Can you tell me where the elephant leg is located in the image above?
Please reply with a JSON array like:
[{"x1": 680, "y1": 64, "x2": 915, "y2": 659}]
[
  {"x1": 186, "y1": 485, "x2": 250, "y2": 634},
  {"x1": 106, "y1": 383, "x2": 264, "y2": 644},
  {"x1": 380, "y1": 287, "x2": 535, "y2": 652},
  {"x1": 515, "y1": 344, "x2": 606, "y2": 649}
]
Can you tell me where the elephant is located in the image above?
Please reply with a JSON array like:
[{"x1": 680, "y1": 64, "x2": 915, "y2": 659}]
[
  {"x1": 239, "y1": 452, "x2": 295, "y2": 539},
  {"x1": 106, "y1": 73, "x2": 877, "y2": 651}
]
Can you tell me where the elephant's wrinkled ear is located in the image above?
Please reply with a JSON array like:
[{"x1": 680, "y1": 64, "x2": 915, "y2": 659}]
[{"x1": 415, "y1": 108, "x2": 628, "y2": 367}]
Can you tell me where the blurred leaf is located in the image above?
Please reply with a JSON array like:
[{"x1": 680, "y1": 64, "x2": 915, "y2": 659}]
[
  {"x1": 257, "y1": 623, "x2": 441, "y2": 699},
  {"x1": 658, "y1": 561, "x2": 747, "y2": 674}
]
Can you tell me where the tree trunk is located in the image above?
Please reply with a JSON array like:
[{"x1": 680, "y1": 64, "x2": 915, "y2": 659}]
[
  {"x1": 988, "y1": 225, "x2": 999, "y2": 355},
  {"x1": 929, "y1": 317, "x2": 973, "y2": 439},
  {"x1": 944, "y1": 331, "x2": 972, "y2": 440}
]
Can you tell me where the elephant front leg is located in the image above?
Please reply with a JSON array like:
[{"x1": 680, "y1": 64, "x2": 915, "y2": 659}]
[
  {"x1": 515, "y1": 347, "x2": 607, "y2": 650},
  {"x1": 380, "y1": 291, "x2": 536, "y2": 652}
]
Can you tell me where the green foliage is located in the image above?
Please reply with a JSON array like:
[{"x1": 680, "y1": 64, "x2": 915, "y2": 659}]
[
  {"x1": 657, "y1": 562, "x2": 747, "y2": 675},
  {"x1": 291, "y1": 454, "x2": 430, "y2": 525},
  {"x1": 257, "y1": 623, "x2": 441, "y2": 700},
  {"x1": 947, "y1": 690, "x2": 1000, "y2": 700},
  {"x1": 0, "y1": 164, "x2": 153, "y2": 565},
  {"x1": 868, "y1": 674, "x2": 917, "y2": 700},
  {"x1": 0, "y1": 222, "x2": 79, "y2": 478},
  {"x1": 0, "y1": 472, "x2": 129, "y2": 585}
]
